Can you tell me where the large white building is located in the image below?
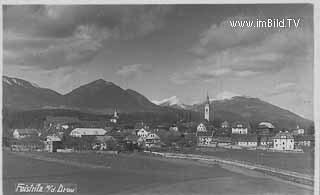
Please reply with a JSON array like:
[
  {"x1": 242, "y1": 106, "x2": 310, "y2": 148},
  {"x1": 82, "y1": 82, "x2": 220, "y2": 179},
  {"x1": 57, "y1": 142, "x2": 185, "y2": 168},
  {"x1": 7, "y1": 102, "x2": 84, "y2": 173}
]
[
  {"x1": 273, "y1": 131, "x2": 294, "y2": 151},
  {"x1": 69, "y1": 128, "x2": 107, "y2": 137},
  {"x1": 231, "y1": 122, "x2": 248, "y2": 134}
]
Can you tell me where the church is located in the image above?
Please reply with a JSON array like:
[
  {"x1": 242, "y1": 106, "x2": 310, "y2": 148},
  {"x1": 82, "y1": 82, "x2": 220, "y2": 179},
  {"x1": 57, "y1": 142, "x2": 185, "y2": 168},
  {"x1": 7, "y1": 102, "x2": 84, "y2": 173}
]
[{"x1": 196, "y1": 94, "x2": 216, "y2": 147}]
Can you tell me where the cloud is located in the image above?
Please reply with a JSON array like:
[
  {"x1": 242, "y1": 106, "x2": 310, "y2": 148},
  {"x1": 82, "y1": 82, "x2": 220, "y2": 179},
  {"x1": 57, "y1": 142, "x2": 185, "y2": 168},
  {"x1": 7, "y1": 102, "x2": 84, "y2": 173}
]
[
  {"x1": 116, "y1": 64, "x2": 152, "y2": 79},
  {"x1": 174, "y1": 15, "x2": 313, "y2": 84},
  {"x1": 3, "y1": 5, "x2": 173, "y2": 70},
  {"x1": 268, "y1": 82, "x2": 296, "y2": 96}
]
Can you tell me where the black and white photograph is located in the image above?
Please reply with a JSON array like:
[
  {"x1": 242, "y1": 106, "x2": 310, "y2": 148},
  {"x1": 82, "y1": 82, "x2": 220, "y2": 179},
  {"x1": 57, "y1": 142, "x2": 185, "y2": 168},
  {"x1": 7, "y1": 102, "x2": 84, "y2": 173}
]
[{"x1": 1, "y1": 2, "x2": 319, "y2": 195}]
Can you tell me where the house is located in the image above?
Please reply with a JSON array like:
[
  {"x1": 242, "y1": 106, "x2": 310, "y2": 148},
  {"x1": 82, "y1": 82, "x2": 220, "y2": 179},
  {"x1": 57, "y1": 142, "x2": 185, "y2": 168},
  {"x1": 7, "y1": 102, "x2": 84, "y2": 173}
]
[
  {"x1": 196, "y1": 131, "x2": 215, "y2": 147},
  {"x1": 69, "y1": 128, "x2": 107, "y2": 137},
  {"x1": 197, "y1": 123, "x2": 207, "y2": 132},
  {"x1": 292, "y1": 126, "x2": 305, "y2": 136},
  {"x1": 145, "y1": 133, "x2": 161, "y2": 148},
  {"x1": 273, "y1": 131, "x2": 294, "y2": 151},
  {"x1": 44, "y1": 135, "x2": 62, "y2": 152},
  {"x1": 231, "y1": 122, "x2": 248, "y2": 135},
  {"x1": 236, "y1": 135, "x2": 258, "y2": 147},
  {"x1": 13, "y1": 129, "x2": 40, "y2": 140},
  {"x1": 136, "y1": 128, "x2": 150, "y2": 139},
  {"x1": 257, "y1": 122, "x2": 275, "y2": 136},
  {"x1": 294, "y1": 135, "x2": 314, "y2": 147}
]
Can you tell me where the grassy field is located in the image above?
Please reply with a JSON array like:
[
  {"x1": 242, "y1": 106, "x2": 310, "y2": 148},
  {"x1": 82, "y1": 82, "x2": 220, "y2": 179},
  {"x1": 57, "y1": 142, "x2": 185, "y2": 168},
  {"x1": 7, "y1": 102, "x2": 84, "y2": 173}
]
[
  {"x1": 3, "y1": 150, "x2": 313, "y2": 195},
  {"x1": 183, "y1": 148, "x2": 314, "y2": 175}
]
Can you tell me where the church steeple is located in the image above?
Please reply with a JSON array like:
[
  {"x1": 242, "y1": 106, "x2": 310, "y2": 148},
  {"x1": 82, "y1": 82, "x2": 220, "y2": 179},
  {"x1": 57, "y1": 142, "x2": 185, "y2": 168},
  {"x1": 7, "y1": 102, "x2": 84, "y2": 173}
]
[
  {"x1": 204, "y1": 93, "x2": 210, "y2": 121},
  {"x1": 206, "y1": 93, "x2": 210, "y2": 104}
]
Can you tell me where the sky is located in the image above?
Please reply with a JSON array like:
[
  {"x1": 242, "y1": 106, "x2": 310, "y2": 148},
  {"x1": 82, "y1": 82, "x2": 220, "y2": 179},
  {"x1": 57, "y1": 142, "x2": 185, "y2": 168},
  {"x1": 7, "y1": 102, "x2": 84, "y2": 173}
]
[{"x1": 3, "y1": 4, "x2": 314, "y2": 119}]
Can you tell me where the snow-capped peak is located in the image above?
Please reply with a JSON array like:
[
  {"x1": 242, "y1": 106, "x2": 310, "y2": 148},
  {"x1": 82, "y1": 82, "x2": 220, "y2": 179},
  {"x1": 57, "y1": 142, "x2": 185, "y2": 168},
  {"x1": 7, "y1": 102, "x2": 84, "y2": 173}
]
[
  {"x1": 3, "y1": 77, "x2": 13, "y2": 85},
  {"x1": 3, "y1": 76, "x2": 40, "y2": 88},
  {"x1": 152, "y1": 96, "x2": 185, "y2": 108}
]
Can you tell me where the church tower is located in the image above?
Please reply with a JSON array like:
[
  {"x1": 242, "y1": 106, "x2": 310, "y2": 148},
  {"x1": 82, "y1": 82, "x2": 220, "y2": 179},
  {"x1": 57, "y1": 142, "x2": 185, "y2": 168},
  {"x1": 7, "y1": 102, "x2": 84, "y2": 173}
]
[
  {"x1": 113, "y1": 108, "x2": 118, "y2": 119},
  {"x1": 204, "y1": 94, "x2": 210, "y2": 121}
]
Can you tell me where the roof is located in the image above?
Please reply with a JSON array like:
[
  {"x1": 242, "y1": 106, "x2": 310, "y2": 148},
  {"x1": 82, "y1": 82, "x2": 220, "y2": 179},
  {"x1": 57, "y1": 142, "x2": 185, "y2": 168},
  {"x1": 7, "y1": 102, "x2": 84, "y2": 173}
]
[
  {"x1": 14, "y1": 129, "x2": 39, "y2": 136},
  {"x1": 273, "y1": 131, "x2": 293, "y2": 139},
  {"x1": 70, "y1": 128, "x2": 107, "y2": 136},
  {"x1": 258, "y1": 122, "x2": 275, "y2": 129},
  {"x1": 46, "y1": 135, "x2": 62, "y2": 142}
]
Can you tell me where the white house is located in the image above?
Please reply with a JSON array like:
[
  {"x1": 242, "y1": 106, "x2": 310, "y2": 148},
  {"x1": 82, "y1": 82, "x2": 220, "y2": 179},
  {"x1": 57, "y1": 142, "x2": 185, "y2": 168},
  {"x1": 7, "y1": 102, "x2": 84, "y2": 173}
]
[
  {"x1": 237, "y1": 135, "x2": 258, "y2": 147},
  {"x1": 145, "y1": 133, "x2": 161, "y2": 148},
  {"x1": 69, "y1": 128, "x2": 107, "y2": 137},
  {"x1": 231, "y1": 122, "x2": 248, "y2": 135},
  {"x1": 136, "y1": 128, "x2": 150, "y2": 139},
  {"x1": 273, "y1": 131, "x2": 294, "y2": 151},
  {"x1": 293, "y1": 125, "x2": 305, "y2": 135},
  {"x1": 197, "y1": 123, "x2": 207, "y2": 132}
]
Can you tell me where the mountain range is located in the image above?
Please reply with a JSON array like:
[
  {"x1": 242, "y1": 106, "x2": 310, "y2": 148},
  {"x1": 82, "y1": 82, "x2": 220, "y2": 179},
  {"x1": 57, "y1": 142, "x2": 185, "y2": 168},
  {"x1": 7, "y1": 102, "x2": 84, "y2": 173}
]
[
  {"x1": 3, "y1": 76, "x2": 159, "y2": 113},
  {"x1": 3, "y1": 76, "x2": 313, "y2": 129}
]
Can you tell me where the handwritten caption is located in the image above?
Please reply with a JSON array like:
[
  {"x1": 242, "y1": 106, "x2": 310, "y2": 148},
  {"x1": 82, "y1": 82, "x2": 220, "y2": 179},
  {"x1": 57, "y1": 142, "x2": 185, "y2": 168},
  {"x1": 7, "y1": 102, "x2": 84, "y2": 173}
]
[{"x1": 15, "y1": 183, "x2": 77, "y2": 193}]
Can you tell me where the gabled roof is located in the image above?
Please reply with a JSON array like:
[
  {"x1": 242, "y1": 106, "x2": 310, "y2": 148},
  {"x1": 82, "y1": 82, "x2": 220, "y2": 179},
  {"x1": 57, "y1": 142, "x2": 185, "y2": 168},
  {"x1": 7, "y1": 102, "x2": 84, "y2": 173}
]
[
  {"x1": 45, "y1": 135, "x2": 62, "y2": 142},
  {"x1": 258, "y1": 122, "x2": 275, "y2": 129}
]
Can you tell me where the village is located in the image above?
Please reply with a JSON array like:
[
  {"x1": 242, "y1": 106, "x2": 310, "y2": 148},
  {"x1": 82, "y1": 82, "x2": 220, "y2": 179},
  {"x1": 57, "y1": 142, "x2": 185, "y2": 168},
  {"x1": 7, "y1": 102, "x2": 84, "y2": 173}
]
[{"x1": 6, "y1": 94, "x2": 314, "y2": 154}]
